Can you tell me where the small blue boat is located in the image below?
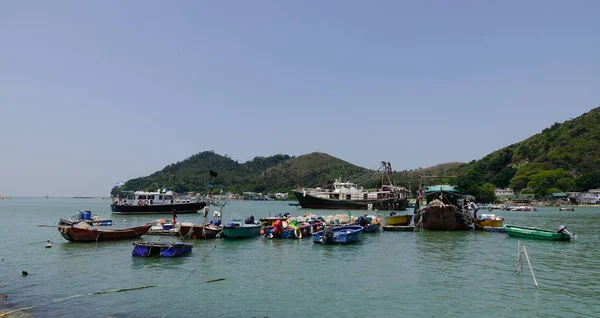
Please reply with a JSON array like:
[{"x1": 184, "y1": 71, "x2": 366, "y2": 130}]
[
  {"x1": 132, "y1": 241, "x2": 193, "y2": 257},
  {"x1": 312, "y1": 226, "x2": 363, "y2": 244}
]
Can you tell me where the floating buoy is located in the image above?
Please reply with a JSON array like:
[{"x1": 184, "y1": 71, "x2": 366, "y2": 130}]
[
  {"x1": 45, "y1": 241, "x2": 52, "y2": 248},
  {"x1": 123, "y1": 220, "x2": 127, "y2": 222},
  {"x1": 260, "y1": 229, "x2": 265, "y2": 235},
  {"x1": 315, "y1": 226, "x2": 320, "y2": 231},
  {"x1": 22, "y1": 271, "x2": 28, "y2": 276}
]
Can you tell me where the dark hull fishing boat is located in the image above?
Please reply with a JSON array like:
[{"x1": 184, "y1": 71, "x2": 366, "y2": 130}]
[
  {"x1": 111, "y1": 202, "x2": 206, "y2": 214},
  {"x1": 415, "y1": 184, "x2": 472, "y2": 231},
  {"x1": 293, "y1": 161, "x2": 409, "y2": 211},
  {"x1": 58, "y1": 224, "x2": 152, "y2": 242}
]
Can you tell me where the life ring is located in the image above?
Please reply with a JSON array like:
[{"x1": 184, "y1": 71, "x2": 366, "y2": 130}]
[
  {"x1": 137, "y1": 200, "x2": 144, "y2": 206},
  {"x1": 144, "y1": 200, "x2": 149, "y2": 205},
  {"x1": 294, "y1": 227, "x2": 302, "y2": 239}
]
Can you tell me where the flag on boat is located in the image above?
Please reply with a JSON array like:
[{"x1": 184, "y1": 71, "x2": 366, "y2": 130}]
[{"x1": 209, "y1": 170, "x2": 218, "y2": 177}]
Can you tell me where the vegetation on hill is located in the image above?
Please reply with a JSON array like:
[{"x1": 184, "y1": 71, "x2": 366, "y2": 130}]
[
  {"x1": 114, "y1": 107, "x2": 600, "y2": 202},
  {"x1": 116, "y1": 151, "x2": 375, "y2": 195},
  {"x1": 450, "y1": 106, "x2": 600, "y2": 200}
]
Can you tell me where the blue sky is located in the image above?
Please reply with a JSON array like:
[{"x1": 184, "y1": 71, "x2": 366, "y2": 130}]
[{"x1": 1, "y1": 1, "x2": 598, "y2": 196}]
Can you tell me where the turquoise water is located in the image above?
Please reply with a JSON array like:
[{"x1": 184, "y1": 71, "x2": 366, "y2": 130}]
[{"x1": 1, "y1": 198, "x2": 600, "y2": 317}]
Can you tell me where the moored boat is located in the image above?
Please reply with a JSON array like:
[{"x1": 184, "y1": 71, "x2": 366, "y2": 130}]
[
  {"x1": 58, "y1": 223, "x2": 152, "y2": 242},
  {"x1": 559, "y1": 207, "x2": 575, "y2": 211},
  {"x1": 264, "y1": 220, "x2": 323, "y2": 239},
  {"x1": 179, "y1": 223, "x2": 222, "y2": 239},
  {"x1": 222, "y1": 215, "x2": 262, "y2": 239},
  {"x1": 111, "y1": 190, "x2": 206, "y2": 214},
  {"x1": 293, "y1": 161, "x2": 409, "y2": 210},
  {"x1": 132, "y1": 241, "x2": 193, "y2": 257},
  {"x1": 473, "y1": 214, "x2": 504, "y2": 230},
  {"x1": 384, "y1": 213, "x2": 412, "y2": 226},
  {"x1": 312, "y1": 225, "x2": 363, "y2": 244},
  {"x1": 504, "y1": 224, "x2": 576, "y2": 241},
  {"x1": 259, "y1": 213, "x2": 289, "y2": 226},
  {"x1": 415, "y1": 184, "x2": 472, "y2": 231}
]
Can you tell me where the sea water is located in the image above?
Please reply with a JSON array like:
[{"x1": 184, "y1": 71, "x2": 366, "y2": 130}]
[{"x1": 1, "y1": 198, "x2": 599, "y2": 317}]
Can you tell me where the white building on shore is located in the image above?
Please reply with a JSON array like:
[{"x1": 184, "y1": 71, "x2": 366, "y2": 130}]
[
  {"x1": 568, "y1": 189, "x2": 600, "y2": 204},
  {"x1": 495, "y1": 188, "x2": 515, "y2": 197}
]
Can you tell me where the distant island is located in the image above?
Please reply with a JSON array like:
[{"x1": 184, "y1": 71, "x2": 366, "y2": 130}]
[{"x1": 114, "y1": 107, "x2": 600, "y2": 203}]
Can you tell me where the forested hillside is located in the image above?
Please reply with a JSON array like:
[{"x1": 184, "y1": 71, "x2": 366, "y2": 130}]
[{"x1": 452, "y1": 106, "x2": 600, "y2": 199}]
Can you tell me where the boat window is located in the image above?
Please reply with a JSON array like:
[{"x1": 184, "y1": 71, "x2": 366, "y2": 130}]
[
  {"x1": 159, "y1": 195, "x2": 163, "y2": 200},
  {"x1": 147, "y1": 195, "x2": 155, "y2": 200},
  {"x1": 138, "y1": 195, "x2": 146, "y2": 200},
  {"x1": 346, "y1": 194, "x2": 351, "y2": 200}
]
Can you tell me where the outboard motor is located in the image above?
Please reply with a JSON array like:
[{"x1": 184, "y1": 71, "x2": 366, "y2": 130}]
[
  {"x1": 245, "y1": 215, "x2": 255, "y2": 224},
  {"x1": 320, "y1": 227, "x2": 334, "y2": 244},
  {"x1": 556, "y1": 225, "x2": 576, "y2": 240}
]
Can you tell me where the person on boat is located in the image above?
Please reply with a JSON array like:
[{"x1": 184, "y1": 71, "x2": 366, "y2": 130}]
[
  {"x1": 355, "y1": 215, "x2": 368, "y2": 227},
  {"x1": 270, "y1": 219, "x2": 284, "y2": 238},
  {"x1": 172, "y1": 211, "x2": 177, "y2": 225},
  {"x1": 468, "y1": 201, "x2": 479, "y2": 218}
]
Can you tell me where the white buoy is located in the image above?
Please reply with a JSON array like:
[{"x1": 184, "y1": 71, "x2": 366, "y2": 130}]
[
  {"x1": 124, "y1": 220, "x2": 127, "y2": 222},
  {"x1": 45, "y1": 241, "x2": 52, "y2": 248}
]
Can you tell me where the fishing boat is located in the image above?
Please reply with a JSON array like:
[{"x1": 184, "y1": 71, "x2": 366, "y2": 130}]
[
  {"x1": 559, "y1": 207, "x2": 575, "y2": 211},
  {"x1": 351, "y1": 214, "x2": 381, "y2": 233},
  {"x1": 415, "y1": 184, "x2": 472, "y2": 231},
  {"x1": 179, "y1": 223, "x2": 222, "y2": 239},
  {"x1": 110, "y1": 190, "x2": 206, "y2": 214},
  {"x1": 293, "y1": 161, "x2": 409, "y2": 210},
  {"x1": 132, "y1": 241, "x2": 193, "y2": 257},
  {"x1": 58, "y1": 210, "x2": 113, "y2": 226},
  {"x1": 504, "y1": 225, "x2": 576, "y2": 241},
  {"x1": 58, "y1": 223, "x2": 152, "y2": 242},
  {"x1": 473, "y1": 214, "x2": 504, "y2": 230},
  {"x1": 259, "y1": 213, "x2": 289, "y2": 226},
  {"x1": 384, "y1": 212, "x2": 412, "y2": 226},
  {"x1": 222, "y1": 215, "x2": 262, "y2": 239},
  {"x1": 264, "y1": 220, "x2": 323, "y2": 239},
  {"x1": 312, "y1": 225, "x2": 363, "y2": 244}
]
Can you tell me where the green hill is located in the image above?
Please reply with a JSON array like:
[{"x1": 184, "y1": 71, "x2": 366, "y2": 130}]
[
  {"x1": 453, "y1": 106, "x2": 600, "y2": 199},
  {"x1": 116, "y1": 106, "x2": 600, "y2": 200},
  {"x1": 117, "y1": 151, "x2": 377, "y2": 195}
]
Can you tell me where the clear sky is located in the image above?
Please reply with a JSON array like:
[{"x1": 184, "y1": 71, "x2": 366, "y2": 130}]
[{"x1": 1, "y1": 1, "x2": 598, "y2": 196}]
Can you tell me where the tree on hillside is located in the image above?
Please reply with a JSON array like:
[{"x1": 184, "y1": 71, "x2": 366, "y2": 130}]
[{"x1": 476, "y1": 183, "x2": 496, "y2": 203}]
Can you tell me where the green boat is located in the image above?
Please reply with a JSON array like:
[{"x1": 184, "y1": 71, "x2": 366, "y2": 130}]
[
  {"x1": 504, "y1": 224, "x2": 576, "y2": 241},
  {"x1": 222, "y1": 218, "x2": 262, "y2": 239}
]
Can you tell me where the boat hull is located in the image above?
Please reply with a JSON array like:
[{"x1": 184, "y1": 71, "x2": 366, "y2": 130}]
[
  {"x1": 384, "y1": 214, "x2": 412, "y2": 226},
  {"x1": 418, "y1": 205, "x2": 471, "y2": 231},
  {"x1": 58, "y1": 224, "x2": 152, "y2": 242},
  {"x1": 312, "y1": 226, "x2": 363, "y2": 244},
  {"x1": 473, "y1": 219, "x2": 504, "y2": 230},
  {"x1": 110, "y1": 202, "x2": 206, "y2": 215},
  {"x1": 505, "y1": 225, "x2": 573, "y2": 241},
  {"x1": 293, "y1": 191, "x2": 407, "y2": 210},
  {"x1": 132, "y1": 242, "x2": 193, "y2": 257},
  {"x1": 179, "y1": 224, "x2": 222, "y2": 239},
  {"x1": 222, "y1": 224, "x2": 262, "y2": 238}
]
